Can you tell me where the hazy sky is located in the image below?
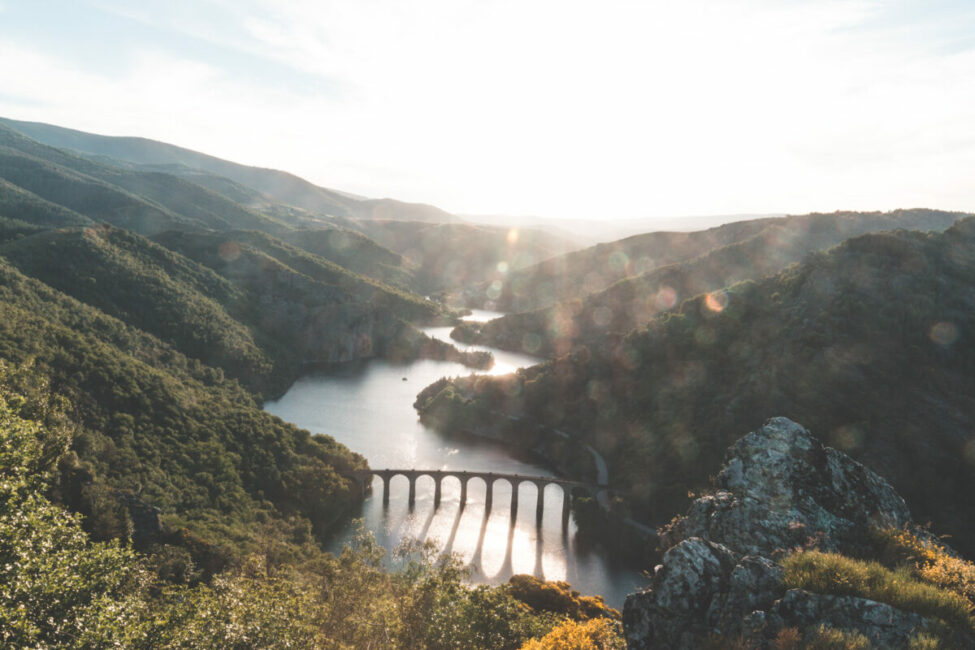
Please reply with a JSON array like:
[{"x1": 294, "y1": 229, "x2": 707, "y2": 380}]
[{"x1": 1, "y1": 0, "x2": 974, "y2": 220}]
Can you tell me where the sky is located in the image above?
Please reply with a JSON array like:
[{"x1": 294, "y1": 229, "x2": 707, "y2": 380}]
[{"x1": 1, "y1": 0, "x2": 974, "y2": 221}]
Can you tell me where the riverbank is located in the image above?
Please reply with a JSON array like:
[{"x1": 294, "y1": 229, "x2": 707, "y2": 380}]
[
  {"x1": 264, "y1": 314, "x2": 649, "y2": 607},
  {"x1": 413, "y1": 380, "x2": 659, "y2": 565}
]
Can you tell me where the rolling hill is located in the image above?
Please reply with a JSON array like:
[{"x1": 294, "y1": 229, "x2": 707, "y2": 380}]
[
  {"x1": 455, "y1": 209, "x2": 967, "y2": 356},
  {"x1": 0, "y1": 117, "x2": 458, "y2": 224},
  {"x1": 417, "y1": 218, "x2": 975, "y2": 557}
]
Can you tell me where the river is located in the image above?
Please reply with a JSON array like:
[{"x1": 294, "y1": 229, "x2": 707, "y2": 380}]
[{"x1": 263, "y1": 310, "x2": 646, "y2": 607}]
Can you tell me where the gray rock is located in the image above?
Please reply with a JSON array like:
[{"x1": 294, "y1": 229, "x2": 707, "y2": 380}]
[
  {"x1": 623, "y1": 417, "x2": 966, "y2": 650},
  {"x1": 771, "y1": 589, "x2": 927, "y2": 648},
  {"x1": 661, "y1": 417, "x2": 910, "y2": 557},
  {"x1": 624, "y1": 538, "x2": 739, "y2": 649}
]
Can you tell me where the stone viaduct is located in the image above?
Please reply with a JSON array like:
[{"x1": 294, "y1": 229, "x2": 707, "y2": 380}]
[{"x1": 349, "y1": 469, "x2": 606, "y2": 525}]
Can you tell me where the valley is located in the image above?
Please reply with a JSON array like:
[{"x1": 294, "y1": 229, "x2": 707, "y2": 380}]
[{"x1": 2, "y1": 116, "x2": 974, "y2": 647}]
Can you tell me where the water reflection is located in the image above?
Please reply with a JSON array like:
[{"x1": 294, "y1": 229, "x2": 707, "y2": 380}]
[
  {"x1": 264, "y1": 310, "x2": 645, "y2": 607},
  {"x1": 372, "y1": 475, "x2": 572, "y2": 584}
]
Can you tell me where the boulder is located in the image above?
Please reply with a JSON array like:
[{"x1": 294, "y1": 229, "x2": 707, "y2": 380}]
[
  {"x1": 659, "y1": 417, "x2": 911, "y2": 557},
  {"x1": 623, "y1": 417, "x2": 968, "y2": 649}
]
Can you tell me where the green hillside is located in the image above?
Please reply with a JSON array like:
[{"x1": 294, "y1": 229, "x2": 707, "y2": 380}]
[
  {"x1": 0, "y1": 258, "x2": 365, "y2": 555},
  {"x1": 281, "y1": 227, "x2": 417, "y2": 290},
  {"x1": 473, "y1": 216, "x2": 779, "y2": 312},
  {"x1": 0, "y1": 227, "x2": 274, "y2": 388},
  {"x1": 0, "y1": 124, "x2": 288, "y2": 234},
  {"x1": 457, "y1": 209, "x2": 966, "y2": 356},
  {"x1": 0, "y1": 117, "x2": 458, "y2": 223},
  {"x1": 0, "y1": 142, "x2": 193, "y2": 235},
  {"x1": 418, "y1": 218, "x2": 975, "y2": 556},
  {"x1": 353, "y1": 220, "x2": 579, "y2": 293},
  {"x1": 0, "y1": 126, "x2": 484, "y2": 568},
  {"x1": 0, "y1": 177, "x2": 94, "y2": 228}
]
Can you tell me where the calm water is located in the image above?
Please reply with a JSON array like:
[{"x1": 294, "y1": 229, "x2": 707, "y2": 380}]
[{"x1": 264, "y1": 309, "x2": 645, "y2": 607}]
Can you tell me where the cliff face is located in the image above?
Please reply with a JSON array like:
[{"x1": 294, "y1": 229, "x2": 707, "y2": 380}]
[{"x1": 622, "y1": 418, "x2": 974, "y2": 649}]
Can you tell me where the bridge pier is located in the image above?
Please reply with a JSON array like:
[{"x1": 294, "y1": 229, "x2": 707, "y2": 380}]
[
  {"x1": 562, "y1": 488, "x2": 571, "y2": 529},
  {"x1": 353, "y1": 470, "x2": 595, "y2": 529},
  {"x1": 535, "y1": 483, "x2": 545, "y2": 524},
  {"x1": 484, "y1": 478, "x2": 493, "y2": 511},
  {"x1": 510, "y1": 481, "x2": 519, "y2": 516}
]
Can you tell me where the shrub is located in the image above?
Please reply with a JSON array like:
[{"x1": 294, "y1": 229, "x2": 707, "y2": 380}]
[{"x1": 519, "y1": 618, "x2": 625, "y2": 650}]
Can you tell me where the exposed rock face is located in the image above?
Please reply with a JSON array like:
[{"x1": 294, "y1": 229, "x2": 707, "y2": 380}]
[
  {"x1": 660, "y1": 417, "x2": 912, "y2": 557},
  {"x1": 622, "y1": 417, "x2": 965, "y2": 649}
]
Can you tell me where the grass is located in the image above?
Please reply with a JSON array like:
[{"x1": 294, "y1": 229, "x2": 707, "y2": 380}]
[
  {"x1": 870, "y1": 528, "x2": 975, "y2": 607},
  {"x1": 781, "y1": 550, "x2": 975, "y2": 633}
]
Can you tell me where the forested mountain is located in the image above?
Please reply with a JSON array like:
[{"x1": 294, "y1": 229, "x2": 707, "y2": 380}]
[
  {"x1": 467, "y1": 216, "x2": 780, "y2": 313},
  {"x1": 0, "y1": 118, "x2": 582, "y2": 297},
  {"x1": 467, "y1": 209, "x2": 964, "y2": 316},
  {"x1": 280, "y1": 227, "x2": 417, "y2": 290},
  {"x1": 455, "y1": 209, "x2": 966, "y2": 356},
  {"x1": 417, "y1": 218, "x2": 975, "y2": 557},
  {"x1": 0, "y1": 120, "x2": 623, "y2": 649},
  {"x1": 0, "y1": 117, "x2": 457, "y2": 224},
  {"x1": 350, "y1": 220, "x2": 579, "y2": 293},
  {"x1": 0, "y1": 257, "x2": 365, "y2": 559},
  {"x1": 5, "y1": 114, "x2": 974, "y2": 647},
  {"x1": 0, "y1": 227, "x2": 274, "y2": 387},
  {"x1": 0, "y1": 124, "x2": 488, "y2": 574}
]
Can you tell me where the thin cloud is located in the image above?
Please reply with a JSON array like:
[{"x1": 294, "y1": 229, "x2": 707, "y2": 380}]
[{"x1": 1, "y1": 0, "x2": 974, "y2": 218}]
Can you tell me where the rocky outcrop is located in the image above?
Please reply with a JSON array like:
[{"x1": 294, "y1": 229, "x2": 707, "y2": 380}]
[
  {"x1": 622, "y1": 417, "x2": 969, "y2": 649},
  {"x1": 660, "y1": 417, "x2": 912, "y2": 557}
]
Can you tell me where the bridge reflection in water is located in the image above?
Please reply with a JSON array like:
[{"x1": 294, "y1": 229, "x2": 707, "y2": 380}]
[{"x1": 349, "y1": 469, "x2": 608, "y2": 582}]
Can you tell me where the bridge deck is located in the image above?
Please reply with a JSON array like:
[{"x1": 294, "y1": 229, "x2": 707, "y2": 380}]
[{"x1": 350, "y1": 468, "x2": 603, "y2": 489}]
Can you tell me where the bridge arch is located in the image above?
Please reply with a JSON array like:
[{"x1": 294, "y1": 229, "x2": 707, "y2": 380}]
[{"x1": 353, "y1": 468, "x2": 596, "y2": 529}]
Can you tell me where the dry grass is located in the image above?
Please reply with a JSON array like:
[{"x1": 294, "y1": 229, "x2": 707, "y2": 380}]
[{"x1": 781, "y1": 550, "x2": 975, "y2": 633}]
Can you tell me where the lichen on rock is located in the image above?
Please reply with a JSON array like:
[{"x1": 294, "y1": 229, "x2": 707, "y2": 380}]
[{"x1": 623, "y1": 417, "x2": 971, "y2": 649}]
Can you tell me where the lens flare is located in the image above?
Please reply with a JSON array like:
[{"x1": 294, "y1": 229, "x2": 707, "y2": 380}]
[
  {"x1": 655, "y1": 287, "x2": 678, "y2": 310},
  {"x1": 521, "y1": 332, "x2": 541, "y2": 354},
  {"x1": 608, "y1": 251, "x2": 629, "y2": 273},
  {"x1": 929, "y1": 321, "x2": 958, "y2": 346},
  {"x1": 486, "y1": 280, "x2": 503, "y2": 300},
  {"x1": 218, "y1": 241, "x2": 242, "y2": 261},
  {"x1": 704, "y1": 290, "x2": 728, "y2": 313},
  {"x1": 507, "y1": 228, "x2": 519, "y2": 244}
]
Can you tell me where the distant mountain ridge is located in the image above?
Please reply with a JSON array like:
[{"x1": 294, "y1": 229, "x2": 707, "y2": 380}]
[
  {"x1": 456, "y1": 209, "x2": 967, "y2": 356},
  {"x1": 0, "y1": 117, "x2": 457, "y2": 223}
]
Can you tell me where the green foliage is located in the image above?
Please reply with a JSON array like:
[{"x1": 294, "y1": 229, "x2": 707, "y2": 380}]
[
  {"x1": 429, "y1": 220, "x2": 975, "y2": 555},
  {"x1": 781, "y1": 550, "x2": 975, "y2": 632},
  {"x1": 474, "y1": 210, "x2": 964, "y2": 357},
  {"x1": 0, "y1": 388, "x2": 151, "y2": 648},
  {"x1": 282, "y1": 227, "x2": 417, "y2": 290},
  {"x1": 1, "y1": 227, "x2": 274, "y2": 388},
  {"x1": 147, "y1": 558, "x2": 322, "y2": 649},
  {"x1": 0, "y1": 177, "x2": 93, "y2": 228},
  {"x1": 0, "y1": 393, "x2": 605, "y2": 648},
  {"x1": 0, "y1": 258, "x2": 364, "y2": 555}
]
